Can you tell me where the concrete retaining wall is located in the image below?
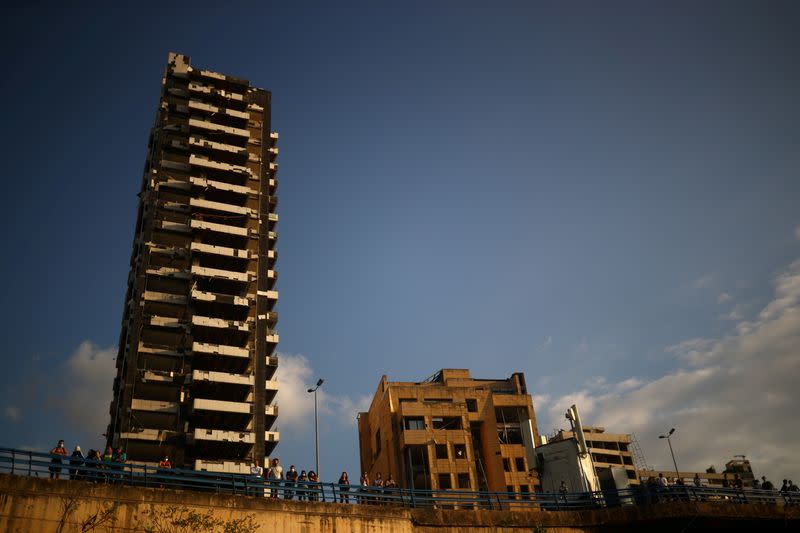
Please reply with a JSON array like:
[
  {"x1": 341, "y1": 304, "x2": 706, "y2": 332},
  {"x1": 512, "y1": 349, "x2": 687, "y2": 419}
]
[{"x1": 0, "y1": 474, "x2": 796, "y2": 532}]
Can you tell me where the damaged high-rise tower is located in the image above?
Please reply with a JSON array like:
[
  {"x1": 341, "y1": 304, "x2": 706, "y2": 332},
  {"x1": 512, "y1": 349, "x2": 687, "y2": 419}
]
[{"x1": 107, "y1": 53, "x2": 280, "y2": 472}]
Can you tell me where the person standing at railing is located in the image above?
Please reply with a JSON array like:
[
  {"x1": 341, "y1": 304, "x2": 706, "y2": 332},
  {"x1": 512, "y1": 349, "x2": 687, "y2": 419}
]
[
  {"x1": 692, "y1": 473, "x2": 703, "y2": 502},
  {"x1": 249, "y1": 462, "x2": 264, "y2": 497},
  {"x1": 655, "y1": 473, "x2": 669, "y2": 503},
  {"x1": 731, "y1": 473, "x2": 746, "y2": 504},
  {"x1": 559, "y1": 481, "x2": 568, "y2": 505},
  {"x1": 297, "y1": 470, "x2": 308, "y2": 501},
  {"x1": 307, "y1": 470, "x2": 319, "y2": 501},
  {"x1": 86, "y1": 449, "x2": 102, "y2": 482},
  {"x1": 101, "y1": 446, "x2": 113, "y2": 484},
  {"x1": 285, "y1": 465, "x2": 298, "y2": 500},
  {"x1": 338, "y1": 471, "x2": 350, "y2": 503},
  {"x1": 102, "y1": 446, "x2": 114, "y2": 462},
  {"x1": 761, "y1": 476, "x2": 774, "y2": 491},
  {"x1": 674, "y1": 476, "x2": 690, "y2": 502},
  {"x1": 639, "y1": 477, "x2": 656, "y2": 505},
  {"x1": 69, "y1": 446, "x2": 84, "y2": 481},
  {"x1": 49, "y1": 440, "x2": 68, "y2": 479},
  {"x1": 373, "y1": 472, "x2": 384, "y2": 505},
  {"x1": 157, "y1": 456, "x2": 172, "y2": 489},
  {"x1": 266, "y1": 457, "x2": 284, "y2": 498},
  {"x1": 308, "y1": 470, "x2": 322, "y2": 501},
  {"x1": 384, "y1": 474, "x2": 397, "y2": 505},
  {"x1": 359, "y1": 472, "x2": 369, "y2": 505},
  {"x1": 113, "y1": 447, "x2": 127, "y2": 485}
]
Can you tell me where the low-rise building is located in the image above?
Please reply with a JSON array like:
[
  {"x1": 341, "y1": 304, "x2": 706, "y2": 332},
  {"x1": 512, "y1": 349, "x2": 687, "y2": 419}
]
[
  {"x1": 357, "y1": 369, "x2": 541, "y2": 495},
  {"x1": 639, "y1": 456, "x2": 757, "y2": 487},
  {"x1": 548, "y1": 426, "x2": 641, "y2": 486}
]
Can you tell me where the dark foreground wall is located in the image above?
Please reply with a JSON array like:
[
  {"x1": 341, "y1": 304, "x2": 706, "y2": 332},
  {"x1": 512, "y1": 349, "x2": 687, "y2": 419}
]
[{"x1": 0, "y1": 474, "x2": 796, "y2": 532}]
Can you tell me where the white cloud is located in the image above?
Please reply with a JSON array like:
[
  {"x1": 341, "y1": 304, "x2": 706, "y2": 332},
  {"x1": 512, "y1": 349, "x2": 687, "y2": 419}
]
[
  {"x1": 664, "y1": 338, "x2": 715, "y2": 365},
  {"x1": 540, "y1": 258, "x2": 800, "y2": 482},
  {"x1": 545, "y1": 390, "x2": 599, "y2": 428},
  {"x1": 532, "y1": 393, "x2": 550, "y2": 410},
  {"x1": 58, "y1": 341, "x2": 116, "y2": 436},
  {"x1": 275, "y1": 353, "x2": 371, "y2": 432},
  {"x1": 4, "y1": 406, "x2": 21, "y2": 421},
  {"x1": 274, "y1": 353, "x2": 316, "y2": 428},
  {"x1": 325, "y1": 394, "x2": 372, "y2": 426},
  {"x1": 718, "y1": 292, "x2": 733, "y2": 304},
  {"x1": 611, "y1": 377, "x2": 643, "y2": 394}
]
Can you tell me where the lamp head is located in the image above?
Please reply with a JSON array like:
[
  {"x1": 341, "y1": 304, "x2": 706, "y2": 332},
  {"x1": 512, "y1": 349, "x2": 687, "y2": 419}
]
[
  {"x1": 316, "y1": 378, "x2": 325, "y2": 387},
  {"x1": 307, "y1": 388, "x2": 314, "y2": 393},
  {"x1": 669, "y1": 428, "x2": 675, "y2": 435}
]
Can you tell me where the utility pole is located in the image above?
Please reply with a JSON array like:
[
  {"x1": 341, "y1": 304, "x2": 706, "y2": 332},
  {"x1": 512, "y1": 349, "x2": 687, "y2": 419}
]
[
  {"x1": 659, "y1": 428, "x2": 680, "y2": 481},
  {"x1": 307, "y1": 378, "x2": 324, "y2": 476}
]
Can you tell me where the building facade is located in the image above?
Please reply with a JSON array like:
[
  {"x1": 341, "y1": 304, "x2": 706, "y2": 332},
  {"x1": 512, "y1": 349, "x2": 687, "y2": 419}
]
[
  {"x1": 639, "y1": 456, "x2": 757, "y2": 487},
  {"x1": 548, "y1": 426, "x2": 641, "y2": 486},
  {"x1": 357, "y1": 369, "x2": 541, "y2": 494},
  {"x1": 106, "y1": 53, "x2": 280, "y2": 473}
]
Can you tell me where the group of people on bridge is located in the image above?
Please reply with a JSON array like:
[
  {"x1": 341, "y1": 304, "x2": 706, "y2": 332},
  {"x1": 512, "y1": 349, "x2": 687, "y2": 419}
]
[{"x1": 48, "y1": 440, "x2": 127, "y2": 482}]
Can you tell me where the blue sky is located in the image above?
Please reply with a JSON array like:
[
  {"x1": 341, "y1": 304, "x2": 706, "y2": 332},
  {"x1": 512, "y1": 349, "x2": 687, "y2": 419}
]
[{"x1": 1, "y1": 1, "x2": 798, "y2": 483}]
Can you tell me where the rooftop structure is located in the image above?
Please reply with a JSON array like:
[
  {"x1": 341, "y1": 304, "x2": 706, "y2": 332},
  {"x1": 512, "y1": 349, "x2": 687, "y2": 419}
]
[
  {"x1": 106, "y1": 53, "x2": 280, "y2": 472},
  {"x1": 549, "y1": 426, "x2": 641, "y2": 486},
  {"x1": 357, "y1": 369, "x2": 541, "y2": 495}
]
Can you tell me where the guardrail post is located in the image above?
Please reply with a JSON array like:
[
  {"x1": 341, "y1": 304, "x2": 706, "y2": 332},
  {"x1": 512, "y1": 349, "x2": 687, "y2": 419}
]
[
  {"x1": 11, "y1": 450, "x2": 15, "y2": 475},
  {"x1": 28, "y1": 451, "x2": 32, "y2": 477}
]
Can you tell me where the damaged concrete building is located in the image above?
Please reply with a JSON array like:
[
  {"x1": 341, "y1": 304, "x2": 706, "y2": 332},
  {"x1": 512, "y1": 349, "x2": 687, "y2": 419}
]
[
  {"x1": 106, "y1": 53, "x2": 280, "y2": 472},
  {"x1": 358, "y1": 369, "x2": 541, "y2": 495}
]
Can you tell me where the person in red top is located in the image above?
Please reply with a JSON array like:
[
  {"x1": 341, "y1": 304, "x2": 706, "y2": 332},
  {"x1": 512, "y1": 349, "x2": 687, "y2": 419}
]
[
  {"x1": 49, "y1": 439, "x2": 68, "y2": 479},
  {"x1": 157, "y1": 456, "x2": 172, "y2": 489}
]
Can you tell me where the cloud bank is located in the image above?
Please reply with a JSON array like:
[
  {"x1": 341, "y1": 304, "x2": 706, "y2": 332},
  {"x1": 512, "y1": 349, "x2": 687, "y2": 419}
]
[
  {"x1": 59, "y1": 341, "x2": 117, "y2": 436},
  {"x1": 537, "y1": 259, "x2": 800, "y2": 482}
]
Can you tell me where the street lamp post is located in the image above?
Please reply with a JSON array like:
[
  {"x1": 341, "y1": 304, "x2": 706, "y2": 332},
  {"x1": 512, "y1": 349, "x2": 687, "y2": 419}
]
[
  {"x1": 307, "y1": 378, "x2": 324, "y2": 477},
  {"x1": 659, "y1": 428, "x2": 680, "y2": 481}
]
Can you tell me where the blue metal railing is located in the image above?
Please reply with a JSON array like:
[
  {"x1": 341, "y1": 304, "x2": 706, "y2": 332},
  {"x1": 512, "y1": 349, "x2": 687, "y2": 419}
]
[{"x1": 1, "y1": 447, "x2": 797, "y2": 510}]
